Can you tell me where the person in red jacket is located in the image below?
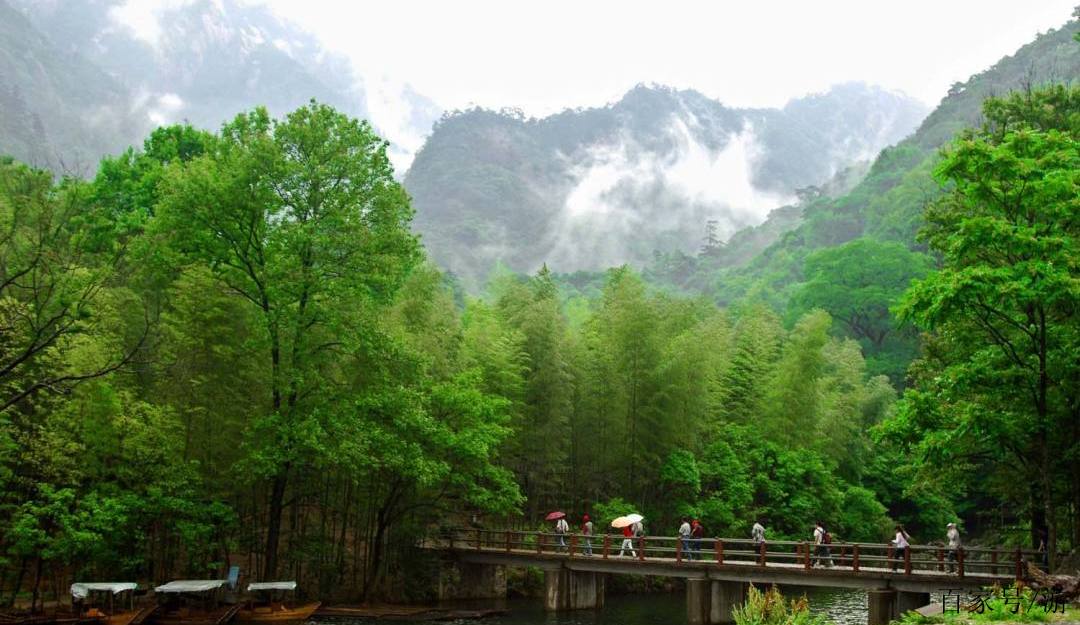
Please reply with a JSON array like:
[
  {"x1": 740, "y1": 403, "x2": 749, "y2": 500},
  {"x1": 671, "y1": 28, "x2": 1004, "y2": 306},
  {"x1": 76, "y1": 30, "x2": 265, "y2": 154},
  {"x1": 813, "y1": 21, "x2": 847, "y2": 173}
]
[{"x1": 618, "y1": 524, "x2": 636, "y2": 557}]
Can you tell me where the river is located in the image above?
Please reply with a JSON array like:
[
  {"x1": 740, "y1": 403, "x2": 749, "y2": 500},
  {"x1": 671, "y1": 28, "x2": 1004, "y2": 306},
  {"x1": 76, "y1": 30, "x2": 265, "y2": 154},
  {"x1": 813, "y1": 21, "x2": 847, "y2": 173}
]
[{"x1": 326, "y1": 586, "x2": 870, "y2": 625}]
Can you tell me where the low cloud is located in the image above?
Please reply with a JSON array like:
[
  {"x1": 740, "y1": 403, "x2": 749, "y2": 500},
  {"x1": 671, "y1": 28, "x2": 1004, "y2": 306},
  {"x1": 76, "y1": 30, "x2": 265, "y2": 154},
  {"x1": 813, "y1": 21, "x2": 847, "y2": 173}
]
[{"x1": 544, "y1": 114, "x2": 794, "y2": 272}]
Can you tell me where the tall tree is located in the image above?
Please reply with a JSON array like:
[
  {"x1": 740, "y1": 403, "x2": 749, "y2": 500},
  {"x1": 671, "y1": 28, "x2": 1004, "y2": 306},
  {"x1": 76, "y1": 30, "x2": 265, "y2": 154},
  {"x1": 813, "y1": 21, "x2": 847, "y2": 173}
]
[
  {"x1": 153, "y1": 102, "x2": 419, "y2": 577},
  {"x1": 894, "y1": 86, "x2": 1080, "y2": 563}
]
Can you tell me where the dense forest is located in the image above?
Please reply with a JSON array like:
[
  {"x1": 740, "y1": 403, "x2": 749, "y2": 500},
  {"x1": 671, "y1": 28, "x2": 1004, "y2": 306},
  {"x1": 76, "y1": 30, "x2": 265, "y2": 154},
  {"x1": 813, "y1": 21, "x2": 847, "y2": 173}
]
[{"x1": 0, "y1": 9, "x2": 1078, "y2": 612}]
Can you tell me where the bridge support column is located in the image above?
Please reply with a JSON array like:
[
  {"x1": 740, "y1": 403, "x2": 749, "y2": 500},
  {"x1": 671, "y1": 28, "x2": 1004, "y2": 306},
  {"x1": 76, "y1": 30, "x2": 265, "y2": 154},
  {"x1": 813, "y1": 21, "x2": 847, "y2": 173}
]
[
  {"x1": 544, "y1": 569, "x2": 605, "y2": 611},
  {"x1": 897, "y1": 592, "x2": 931, "y2": 618},
  {"x1": 710, "y1": 581, "x2": 747, "y2": 624},
  {"x1": 867, "y1": 589, "x2": 930, "y2": 625},
  {"x1": 687, "y1": 579, "x2": 746, "y2": 624},
  {"x1": 867, "y1": 589, "x2": 896, "y2": 625},
  {"x1": 687, "y1": 579, "x2": 710, "y2": 625},
  {"x1": 437, "y1": 559, "x2": 506, "y2": 601}
]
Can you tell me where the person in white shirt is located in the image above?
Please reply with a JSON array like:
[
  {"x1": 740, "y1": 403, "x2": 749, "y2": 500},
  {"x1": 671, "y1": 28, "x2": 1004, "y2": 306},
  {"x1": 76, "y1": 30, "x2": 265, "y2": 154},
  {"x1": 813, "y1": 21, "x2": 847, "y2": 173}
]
[
  {"x1": 945, "y1": 523, "x2": 961, "y2": 573},
  {"x1": 752, "y1": 521, "x2": 766, "y2": 544},
  {"x1": 678, "y1": 517, "x2": 692, "y2": 557},
  {"x1": 554, "y1": 517, "x2": 569, "y2": 552},
  {"x1": 891, "y1": 524, "x2": 911, "y2": 571},
  {"x1": 812, "y1": 522, "x2": 832, "y2": 567}
]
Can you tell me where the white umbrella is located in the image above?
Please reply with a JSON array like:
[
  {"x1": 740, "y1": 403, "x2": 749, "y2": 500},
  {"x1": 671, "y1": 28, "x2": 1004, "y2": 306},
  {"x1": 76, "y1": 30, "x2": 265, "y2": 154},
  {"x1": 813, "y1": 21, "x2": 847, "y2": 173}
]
[
  {"x1": 611, "y1": 516, "x2": 633, "y2": 528},
  {"x1": 625, "y1": 513, "x2": 644, "y2": 524}
]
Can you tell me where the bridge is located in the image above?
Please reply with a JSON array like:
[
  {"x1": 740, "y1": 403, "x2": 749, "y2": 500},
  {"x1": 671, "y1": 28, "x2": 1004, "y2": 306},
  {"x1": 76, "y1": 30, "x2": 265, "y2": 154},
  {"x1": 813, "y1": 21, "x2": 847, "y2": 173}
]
[{"x1": 428, "y1": 528, "x2": 1034, "y2": 625}]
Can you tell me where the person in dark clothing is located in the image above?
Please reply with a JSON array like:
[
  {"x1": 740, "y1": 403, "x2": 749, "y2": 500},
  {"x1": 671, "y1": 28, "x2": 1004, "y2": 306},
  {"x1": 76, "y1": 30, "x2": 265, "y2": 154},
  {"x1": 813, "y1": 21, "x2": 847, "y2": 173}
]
[{"x1": 690, "y1": 519, "x2": 705, "y2": 560}]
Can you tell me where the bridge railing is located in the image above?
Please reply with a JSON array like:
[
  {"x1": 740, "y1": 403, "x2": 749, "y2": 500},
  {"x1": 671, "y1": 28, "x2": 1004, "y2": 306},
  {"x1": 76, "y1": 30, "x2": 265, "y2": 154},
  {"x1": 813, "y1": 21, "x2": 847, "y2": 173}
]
[{"x1": 442, "y1": 528, "x2": 1046, "y2": 580}]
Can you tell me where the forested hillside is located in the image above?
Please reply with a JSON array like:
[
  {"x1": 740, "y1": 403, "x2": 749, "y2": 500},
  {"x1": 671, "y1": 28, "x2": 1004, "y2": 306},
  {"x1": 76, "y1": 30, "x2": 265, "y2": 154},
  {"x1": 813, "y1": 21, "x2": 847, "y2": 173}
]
[
  {"x1": 646, "y1": 16, "x2": 1080, "y2": 383},
  {"x1": 406, "y1": 83, "x2": 926, "y2": 284}
]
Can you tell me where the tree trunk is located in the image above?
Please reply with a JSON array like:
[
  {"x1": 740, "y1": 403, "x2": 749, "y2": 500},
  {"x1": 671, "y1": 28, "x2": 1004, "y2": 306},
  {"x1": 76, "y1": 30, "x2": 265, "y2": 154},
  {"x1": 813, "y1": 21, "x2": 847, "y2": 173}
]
[
  {"x1": 263, "y1": 469, "x2": 289, "y2": 579},
  {"x1": 7, "y1": 557, "x2": 26, "y2": 607},
  {"x1": 30, "y1": 558, "x2": 41, "y2": 613}
]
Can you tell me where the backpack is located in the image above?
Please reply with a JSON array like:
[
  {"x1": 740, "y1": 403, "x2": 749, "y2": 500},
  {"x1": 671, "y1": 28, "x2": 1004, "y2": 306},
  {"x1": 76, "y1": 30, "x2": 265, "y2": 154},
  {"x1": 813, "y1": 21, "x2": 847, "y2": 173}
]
[{"x1": 823, "y1": 531, "x2": 832, "y2": 544}]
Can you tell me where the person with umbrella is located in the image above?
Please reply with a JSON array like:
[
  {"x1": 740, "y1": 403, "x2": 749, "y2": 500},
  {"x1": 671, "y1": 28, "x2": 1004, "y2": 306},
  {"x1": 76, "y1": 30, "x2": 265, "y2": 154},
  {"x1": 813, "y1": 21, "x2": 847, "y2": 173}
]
[
  {"x1": 613, "y1": 516, "x2": 637, "y2": 557},
  {"x1": 547, "y1": 512, "x2": 569, "y2": 552}
]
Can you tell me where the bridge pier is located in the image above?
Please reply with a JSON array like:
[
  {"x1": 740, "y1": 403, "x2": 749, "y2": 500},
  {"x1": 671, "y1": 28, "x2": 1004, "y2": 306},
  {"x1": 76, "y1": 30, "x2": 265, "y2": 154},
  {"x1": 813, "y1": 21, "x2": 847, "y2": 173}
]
[
  {"x1": 437, "y1": 559, "x2": 506, "y2": 601},
  {"x1": 687, "y1": 579, "x2": 747, "y2": 625},
  {"x1": 544, "y1": 569, "x2": 605, "y2": 610},
  {"x1": 867, "y1": 589, "x2": 930, "y2": 625}
]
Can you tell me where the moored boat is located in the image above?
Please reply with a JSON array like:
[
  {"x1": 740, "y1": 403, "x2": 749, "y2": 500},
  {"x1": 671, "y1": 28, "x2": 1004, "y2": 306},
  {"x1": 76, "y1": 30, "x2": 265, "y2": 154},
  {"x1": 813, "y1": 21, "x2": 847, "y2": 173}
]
[
  {"x1": 70, "y1": 583, "x2": 155, "y2": 625},
  {"x1": 150, "y1": 581, "x2": 238, "y2": 625},
  {"x1": 235, "y1": 583, "x2": 318, "y2": 623}
]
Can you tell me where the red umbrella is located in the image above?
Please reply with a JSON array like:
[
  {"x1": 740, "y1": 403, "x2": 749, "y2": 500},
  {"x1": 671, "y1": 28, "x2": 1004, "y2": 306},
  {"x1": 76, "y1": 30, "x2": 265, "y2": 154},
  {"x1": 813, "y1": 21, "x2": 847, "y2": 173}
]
[{"x1": 545, "y1": 511, "x2": 566, "y2": 521}]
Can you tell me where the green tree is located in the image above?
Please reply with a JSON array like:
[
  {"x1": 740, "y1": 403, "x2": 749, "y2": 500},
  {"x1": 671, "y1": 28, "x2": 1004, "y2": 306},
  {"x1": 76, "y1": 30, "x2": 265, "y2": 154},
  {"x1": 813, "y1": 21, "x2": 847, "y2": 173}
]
[
  {"x1": 153, "y1": 102, "x2": 419, "y2": 577},
  {"x1": 789, "y1": 238, "x2": 932, "y2": 382},
  {"x1": 893, "y1": 86, "x2": 1080, "y2": 562}
]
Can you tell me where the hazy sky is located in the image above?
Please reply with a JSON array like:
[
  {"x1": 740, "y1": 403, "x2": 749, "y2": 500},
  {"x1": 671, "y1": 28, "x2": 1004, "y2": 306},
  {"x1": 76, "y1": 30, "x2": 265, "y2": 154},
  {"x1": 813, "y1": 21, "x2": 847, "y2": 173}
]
[{"x1": 255, "y1": 0, "x2": 1077, "y2": 115}]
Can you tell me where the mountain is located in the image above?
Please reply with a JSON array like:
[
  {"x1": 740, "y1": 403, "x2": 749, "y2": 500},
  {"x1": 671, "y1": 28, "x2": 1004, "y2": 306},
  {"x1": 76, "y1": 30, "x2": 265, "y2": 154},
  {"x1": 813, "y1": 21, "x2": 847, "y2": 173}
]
[
  {"x1": 404, "y1": 83, "x2": 927, "y2": 284},
  {"x1": 3, "y1": 0, "x2": 440, "y2": 170},
  {"x1": 637, "y1": 13, "x2": 1080, "y2": 383},
  {"x1": 683, "y1": 15, "x2": 1080, "y2": 308},
  {"x1": 0, "y1": 0, "x2": 142, "y2": 172}
]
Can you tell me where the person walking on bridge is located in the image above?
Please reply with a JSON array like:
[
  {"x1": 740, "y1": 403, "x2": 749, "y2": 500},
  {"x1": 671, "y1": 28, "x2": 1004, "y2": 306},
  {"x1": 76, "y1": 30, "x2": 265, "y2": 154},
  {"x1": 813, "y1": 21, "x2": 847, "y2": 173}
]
[
  {"x1": 813, "y1": 521, "x2": 833, "y2": 567},
  {"x1": 945, "y1": 523, "x2": 961, "y2": 573},
  {"x1": 678, "y1": 517, "x2": 692, "y2": 558},
  {"x1": 582, "y1": 515, "x2": 594, "y2": 556},
  {"x1": 752, "y1": 520, "x2": 766, "y2": 544},
  {"x1": 619, "y1": 524, "x2": 637, "y2": 557},
  {"x1": 554, "y1": 516, "x2": 569, "y2": 552},
  {"x1": 891, "y1": 524, "x2": 911, "y2": 571}
]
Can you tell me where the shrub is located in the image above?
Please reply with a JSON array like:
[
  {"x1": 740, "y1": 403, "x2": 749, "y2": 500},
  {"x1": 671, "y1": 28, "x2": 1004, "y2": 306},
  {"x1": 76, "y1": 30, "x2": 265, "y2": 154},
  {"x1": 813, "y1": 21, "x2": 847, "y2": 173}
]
[{"x1": 734, "y1": 584, "x2": 828, "y2": 625}]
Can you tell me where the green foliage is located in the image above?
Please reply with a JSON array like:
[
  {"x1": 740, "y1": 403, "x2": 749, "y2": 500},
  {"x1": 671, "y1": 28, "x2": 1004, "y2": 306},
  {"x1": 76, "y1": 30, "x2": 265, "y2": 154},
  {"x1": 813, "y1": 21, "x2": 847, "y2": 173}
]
[
  {"x1": 887, "y1": 85, "x2": 1080, "y2": 557},
  {"x1": 789, "y1": 238, "x2": 932, "y2": 382},
  {"x1": 0, "y1": 103, "x2": 522, "y2": 602},
  {"x1": 734, "y1": 584, "x2": 828, "y2": 625},
  {"x1": 897, "y1": 585, "x2": 1055, "y2": 624}
]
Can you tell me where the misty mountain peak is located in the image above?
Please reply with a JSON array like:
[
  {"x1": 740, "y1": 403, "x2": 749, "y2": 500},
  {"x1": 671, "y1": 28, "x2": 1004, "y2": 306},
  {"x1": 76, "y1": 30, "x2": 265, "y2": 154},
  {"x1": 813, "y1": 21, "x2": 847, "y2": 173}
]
[{"x1": 406, "y1": 82, "x2": 928, "y2": 283}]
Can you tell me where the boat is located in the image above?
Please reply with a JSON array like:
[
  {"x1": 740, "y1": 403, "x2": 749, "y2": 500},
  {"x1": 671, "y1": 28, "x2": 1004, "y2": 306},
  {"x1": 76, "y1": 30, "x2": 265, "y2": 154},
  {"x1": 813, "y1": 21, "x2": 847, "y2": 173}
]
[
  {"x1": 71, "y1": 583, "x2": 156, "y2": 625},
  {"x1": 235, "y1": 583, "x2": 318, "y2": 623},
  {"x1": 150, "y1": 581, "x2": 239, "y2": 625}
]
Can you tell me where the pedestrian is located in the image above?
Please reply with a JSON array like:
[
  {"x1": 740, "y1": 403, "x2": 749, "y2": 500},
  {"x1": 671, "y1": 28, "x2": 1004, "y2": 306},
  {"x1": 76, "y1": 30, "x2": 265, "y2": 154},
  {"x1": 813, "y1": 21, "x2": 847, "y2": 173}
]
[
  {"x1": 619, "y1": 523, "x2": 636, "y2": 558},
  {"x1": 752, "y1": 520, "x2": 766, "y2": 544},
  {"x1": 554, "y1": 515, "x2": 569, "y2": 552},
  {"x1": 691, "y1": 519, "x2": 704, "y2": 561},
  {"x1": 582, "y1": 514, "x2": 594, "y2": 556},
  {"x1": 945, "y1": 523, "x2": 961, "y2": 573},
  {"x1": 678, "y1": 517, "x2": 692, "y2": 558},
  {"x1": 813, "y1": 521, "x2": 833, "y2": 567},
  {"x1": 633, "y1": 520, "x2": 646, "y2": 557},
  {"x1": 891, "y1": 524, "x2": 911, "y2": 571}
]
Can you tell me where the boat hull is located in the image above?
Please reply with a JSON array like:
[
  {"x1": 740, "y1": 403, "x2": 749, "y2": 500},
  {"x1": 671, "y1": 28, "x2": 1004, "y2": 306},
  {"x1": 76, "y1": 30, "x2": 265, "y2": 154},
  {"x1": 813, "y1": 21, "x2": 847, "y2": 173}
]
[
  {"x1": 235, "y1": 603, "x2": 320, "y2": 623},
  {"x1": 149, "y1": 604, "x2": 240, "y2": 625}
]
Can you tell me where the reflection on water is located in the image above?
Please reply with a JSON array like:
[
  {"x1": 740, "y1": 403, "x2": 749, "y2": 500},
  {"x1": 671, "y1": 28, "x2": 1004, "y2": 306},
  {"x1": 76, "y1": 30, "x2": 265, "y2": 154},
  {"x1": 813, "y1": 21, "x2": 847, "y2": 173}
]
[{"x1": 318, "y1": 586, "x2": 869, "y2": 625}]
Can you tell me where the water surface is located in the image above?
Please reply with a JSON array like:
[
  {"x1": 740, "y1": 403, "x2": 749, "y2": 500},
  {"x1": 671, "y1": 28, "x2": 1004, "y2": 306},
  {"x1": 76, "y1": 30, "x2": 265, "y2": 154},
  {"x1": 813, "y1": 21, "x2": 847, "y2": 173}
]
[{"x1": 321, "y1": 586, "x2": 868, "y2": 625}]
